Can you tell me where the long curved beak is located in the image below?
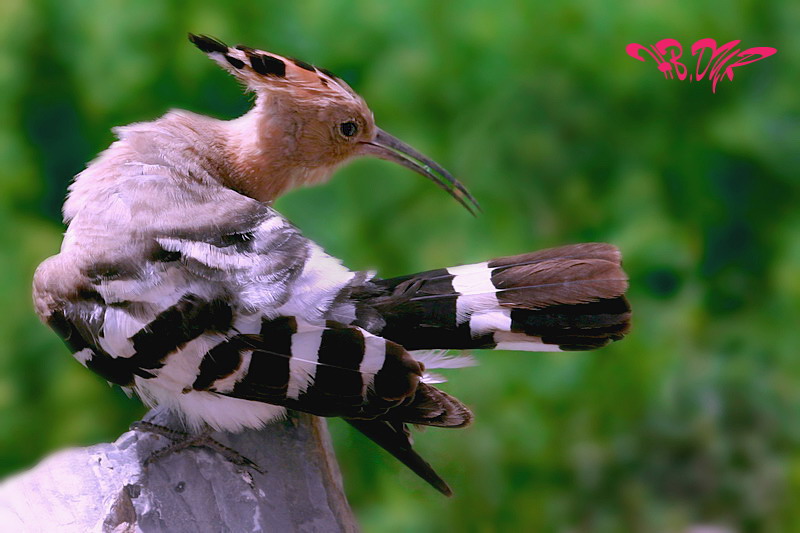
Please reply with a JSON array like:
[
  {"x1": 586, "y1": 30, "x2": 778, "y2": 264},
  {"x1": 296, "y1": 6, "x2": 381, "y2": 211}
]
[{"x1": 359, "y1": 128, "x2": 481, "y2": 215}]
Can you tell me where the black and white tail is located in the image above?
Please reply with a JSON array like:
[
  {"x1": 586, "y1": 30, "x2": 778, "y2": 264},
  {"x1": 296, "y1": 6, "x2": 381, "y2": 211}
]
[{"x1": 365, "y1": 243, "x2": 631, "y2": 353}]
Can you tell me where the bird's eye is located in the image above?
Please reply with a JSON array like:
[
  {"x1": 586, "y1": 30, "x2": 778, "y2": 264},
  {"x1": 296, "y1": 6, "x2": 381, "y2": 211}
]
[{"x1": 339, "y1": 121, "x2": 358, "y2": 138}]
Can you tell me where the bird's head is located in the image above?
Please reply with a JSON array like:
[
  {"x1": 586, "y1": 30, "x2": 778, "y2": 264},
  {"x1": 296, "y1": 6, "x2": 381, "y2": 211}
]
[{"x1": 189, "y1": 34, "x2": 478, "y2": 213}]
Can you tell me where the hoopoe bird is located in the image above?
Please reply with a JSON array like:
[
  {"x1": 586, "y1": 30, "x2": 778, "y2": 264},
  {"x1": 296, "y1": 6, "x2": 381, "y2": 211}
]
[{"x1": 32, "y1": 34, "x2": 631, "y2": 496}]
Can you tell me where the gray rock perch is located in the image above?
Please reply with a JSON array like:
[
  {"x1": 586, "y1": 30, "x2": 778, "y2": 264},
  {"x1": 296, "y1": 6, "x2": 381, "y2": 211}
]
[{"x1": 0, "y1": 409, "x2": 358, "y2": 532}]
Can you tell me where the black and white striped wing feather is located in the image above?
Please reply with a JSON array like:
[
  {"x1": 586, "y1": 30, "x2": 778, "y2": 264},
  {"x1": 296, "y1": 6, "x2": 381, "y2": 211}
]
[{"x1": 193, "y1": 317, "x2": 424, "y2": 419}]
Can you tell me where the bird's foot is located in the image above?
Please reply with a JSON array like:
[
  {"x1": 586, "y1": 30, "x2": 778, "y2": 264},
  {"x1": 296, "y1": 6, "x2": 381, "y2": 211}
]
[{"x1": 130, "y1": 421, "x2": 265, "y2": 474}]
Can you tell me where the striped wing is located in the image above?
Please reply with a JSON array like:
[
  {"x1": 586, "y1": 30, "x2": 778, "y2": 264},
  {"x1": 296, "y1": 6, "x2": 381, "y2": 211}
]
[
  {"x1": 188, "y1": 316, "x2": 468, "y2": 424},
  {"x1": 203, "y1": 317, "x2": 469, "y2": 496},
  {"x1": 193, "y1": 317, "x2": 423, "y2": 418},
  {"x1": 189, "y1": 316, "x2": 469, "y2": 496}
]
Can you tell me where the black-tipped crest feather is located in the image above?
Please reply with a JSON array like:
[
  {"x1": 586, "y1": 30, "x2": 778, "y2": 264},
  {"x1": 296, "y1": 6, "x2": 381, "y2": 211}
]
[{"x1": 188, "y1": 33, "x2": 229, "y2": 55}]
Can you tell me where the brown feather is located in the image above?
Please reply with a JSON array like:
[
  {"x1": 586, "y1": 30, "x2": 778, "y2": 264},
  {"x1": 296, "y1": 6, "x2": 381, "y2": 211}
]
[
  {"x1": 493, "y1": 258, "x2": 628, "y2": 309},
  {"x1": 392, "y1": 383, "x2": 474, "y2": 428},
  {"x1": 488, "y1": 242, "x2": 621, "y2": 268}
]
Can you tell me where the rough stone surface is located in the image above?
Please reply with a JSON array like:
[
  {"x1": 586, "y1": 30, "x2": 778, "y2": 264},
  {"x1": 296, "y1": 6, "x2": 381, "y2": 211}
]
[{"x1": 0, "y1": 409, "x2": 358, "y2": 533}]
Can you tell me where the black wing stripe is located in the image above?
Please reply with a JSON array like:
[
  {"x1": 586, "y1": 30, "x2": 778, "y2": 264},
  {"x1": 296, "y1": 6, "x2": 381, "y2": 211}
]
[
  {"x1": 509, "y1": 297, "x2": 631, "y2": 350},
  {"x1": 373, "y1": 273, "x2": 485, "y2": 350},
  {"x1": 304, "y1": 326, "x2": 365, "y2": 399},
  {"x1": 192, "y1": 338, "x2": 245, "y2": 391},
  {"x1": 129, "y1": 294, "x2": 233, "y2": 372},
  {"x1": 230, "y1": 317, "x2": 296, "y2": 397}
]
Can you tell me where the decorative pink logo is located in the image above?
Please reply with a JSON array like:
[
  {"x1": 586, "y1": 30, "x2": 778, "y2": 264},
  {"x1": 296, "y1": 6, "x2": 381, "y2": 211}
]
[{"x1": 626, "y1": 39, "x2": 776, "y2": 93}]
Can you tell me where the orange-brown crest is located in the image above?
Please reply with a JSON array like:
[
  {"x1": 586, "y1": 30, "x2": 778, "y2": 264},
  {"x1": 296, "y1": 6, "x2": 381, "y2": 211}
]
[{"x1": 189, "y1": 34, "x2": 364, "y2": 108}]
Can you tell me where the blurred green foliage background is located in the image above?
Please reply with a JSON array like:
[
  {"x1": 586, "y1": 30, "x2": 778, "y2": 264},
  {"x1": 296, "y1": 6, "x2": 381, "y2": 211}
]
[{"x1": 1, "y1": 1, "x2": 797, "y2": 531}]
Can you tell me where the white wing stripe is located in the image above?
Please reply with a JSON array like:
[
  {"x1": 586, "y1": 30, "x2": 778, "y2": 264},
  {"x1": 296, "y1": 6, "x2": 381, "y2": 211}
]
[
  {"x1": 287, "y1": 330, "x2": 324, "y2": 399},
  {"x1": 448, "y1": 262, "x2": 498, "y2": 324},
  {"x1": 359, "y1": 334, "x2": 386, "y2": 395}
]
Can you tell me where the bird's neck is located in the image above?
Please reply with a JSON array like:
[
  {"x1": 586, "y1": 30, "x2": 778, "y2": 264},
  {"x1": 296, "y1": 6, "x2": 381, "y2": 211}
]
[{"x1": 221, "y1": 101, "x2": 331, "y2": 203}]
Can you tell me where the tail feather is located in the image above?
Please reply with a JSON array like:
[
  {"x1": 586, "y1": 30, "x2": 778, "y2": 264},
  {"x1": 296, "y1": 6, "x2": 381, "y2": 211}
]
[
  {"x1": 346, "y1": 418, "x2": 454, "y2": 496},
  {"x1": 367, "y1": 243, "x2": 631, "y2": 352},
  {"x1": 392, "y1": 382, "x2": 473, "y2": 428},
  {"x1": 488, "y1": 241, "x2": 621, "y2": 266},
  {"x1": 345, "y1": 382, "x2": 472, "y2": 496}
]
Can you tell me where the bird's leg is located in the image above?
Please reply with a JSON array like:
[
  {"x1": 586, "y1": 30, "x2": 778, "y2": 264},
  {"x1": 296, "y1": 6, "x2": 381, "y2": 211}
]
[{"x1": 130, "y1": 421, "x2": 265, "y2": 474}]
